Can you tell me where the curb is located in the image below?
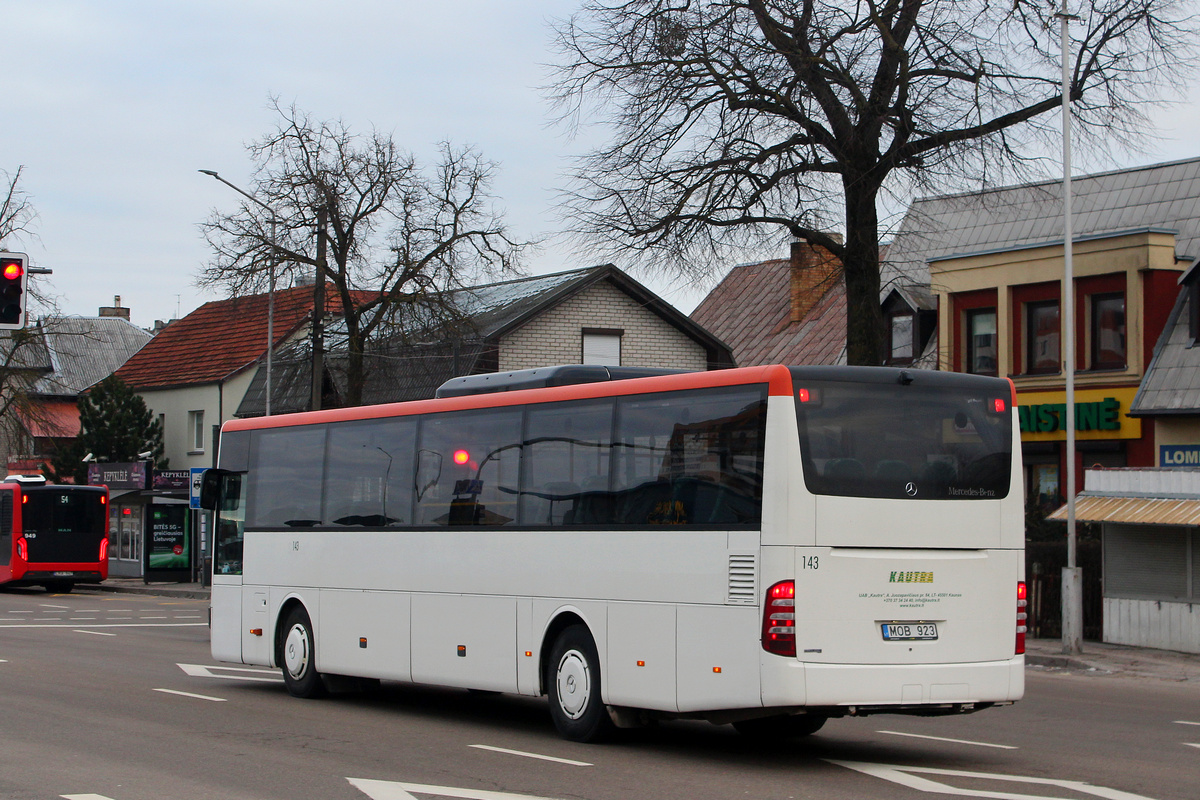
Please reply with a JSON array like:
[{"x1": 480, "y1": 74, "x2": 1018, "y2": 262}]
[
  {"x1": 74, "y1": 583, "x2": 211, "y2": 601},
  {"x1": 1024, "y1": 653, "x2": 1102, "y2": 672}
]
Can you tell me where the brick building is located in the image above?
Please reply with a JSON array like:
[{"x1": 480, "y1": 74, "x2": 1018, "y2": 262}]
[{"x1": 235, "y1": 264, "x2": 734, "y2": 415}]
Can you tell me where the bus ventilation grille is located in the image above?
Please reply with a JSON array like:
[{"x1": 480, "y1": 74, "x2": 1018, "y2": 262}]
[{"x1": 727, "y1": 553, "x2": 758, "y2": 605}]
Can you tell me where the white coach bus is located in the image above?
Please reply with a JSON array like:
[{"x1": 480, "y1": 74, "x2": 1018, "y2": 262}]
[{"x1": 201, "y1": 364, "x2": 1025, "y2": 742}]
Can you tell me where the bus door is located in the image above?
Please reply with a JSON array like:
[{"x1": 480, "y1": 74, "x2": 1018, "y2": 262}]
[
  {"x1": 0, "y1": 486, "x2": 13, "y2": 582},
  {"x1": 207, "y1": 471, "x2": 245, "y2": 663}
]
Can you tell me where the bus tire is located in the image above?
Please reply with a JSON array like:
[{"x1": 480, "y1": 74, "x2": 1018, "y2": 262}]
[
  {"x1": 733, "y1": 713, "x2": 827, "y2": 739},
  {"x1": 280, "y1": 606, "x2": 326, "y2": 698},
  {"x1": 546, "y1": 625, "x2": 614, "y2": 742},
  {"x1": 44, "y1": 581, "x2": 73, "y2": 594}
]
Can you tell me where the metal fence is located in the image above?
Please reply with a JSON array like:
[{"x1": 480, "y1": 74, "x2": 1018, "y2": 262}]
[{"x1": 1025, "y1": 540, "x2": 1103, "y2": 640}]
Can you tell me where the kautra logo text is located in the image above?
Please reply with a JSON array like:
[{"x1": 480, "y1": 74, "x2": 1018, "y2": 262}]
[{"x1": 889, "y1": 571, "x2": 934, "y2": 583}]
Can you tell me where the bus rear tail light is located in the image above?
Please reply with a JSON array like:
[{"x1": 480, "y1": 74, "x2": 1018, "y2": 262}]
[
  {"x1": 1016, "y1": 581, "x2": 1028, "y2": 655},
  {"x1": 15, "y1": 536, "x2": 26, "y2": 563},
  {"x1": 762, "y1": 580, "x2": 796, "y2": 657},
  {"x1": 99, "y1": 537, "x2": 109, "y2": 562}
]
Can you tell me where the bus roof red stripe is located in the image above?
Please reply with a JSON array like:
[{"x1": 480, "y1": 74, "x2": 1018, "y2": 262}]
[{"x1": 223, "y1": 364, "x2": 793, "y2": 432}]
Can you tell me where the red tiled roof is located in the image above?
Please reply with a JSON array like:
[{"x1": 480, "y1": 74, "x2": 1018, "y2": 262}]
[
  {"x1": 116, "y1": 285, "x2": 364, "y2": 390},
  {"x1": 690, "y1": 258, "x2": 846, "y2": 366}
]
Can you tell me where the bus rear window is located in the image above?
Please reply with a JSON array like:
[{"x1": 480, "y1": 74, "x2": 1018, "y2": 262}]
[
  {"x1": 794, "y1": 371, "x2": 1011, "y2": 500},
  {"x1": 22, "y1": 488, "x2": 107, "y2": 535}
]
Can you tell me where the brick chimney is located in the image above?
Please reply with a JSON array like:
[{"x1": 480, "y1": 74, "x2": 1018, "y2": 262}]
[
  {"x1": 789, "y1": 238, "x2": 842, "y2": 323},
  {"x1": 99, "y1": 295, "x2": 130, "y2": 321}
]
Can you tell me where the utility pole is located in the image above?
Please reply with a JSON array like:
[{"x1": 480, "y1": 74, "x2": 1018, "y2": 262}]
[
  {"x1": 311, "y1": 206, "x2": 327, "y2": 412},
  {"x1": 1058, "y1": 1, "x2": 1083, "y2": 656}
]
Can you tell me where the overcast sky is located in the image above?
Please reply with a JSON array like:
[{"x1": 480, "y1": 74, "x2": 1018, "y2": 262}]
[{"x1": 3, "y1": 1, "x2": 1198, "y2": 329}]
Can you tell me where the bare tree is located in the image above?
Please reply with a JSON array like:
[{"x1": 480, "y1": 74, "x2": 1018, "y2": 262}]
[
  {"x1": 0, "y1": 166, "x2": 37, "y2": 247},
  {"x1": 550, "y1": 0, "x2": 1198, "y2": 364},
  {"x1": 0, "y1": 165, "x2": 53, "y2": 469},
  {"x1": 199, "y1": 100, "x2": 531, "y2": 406}
]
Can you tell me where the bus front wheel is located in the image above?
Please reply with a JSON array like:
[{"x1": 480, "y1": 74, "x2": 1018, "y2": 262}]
[
  {"x1": 280, "y1": 606, "x2": 326, "y2": 698},
  {"x1": 546, "y1": 625, "x2": 614, "y2": 742}
]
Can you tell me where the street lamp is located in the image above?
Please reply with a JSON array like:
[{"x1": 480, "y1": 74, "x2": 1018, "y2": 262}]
[{"x1": 199, "y1": 169, "x2": 278, "y2": 416}]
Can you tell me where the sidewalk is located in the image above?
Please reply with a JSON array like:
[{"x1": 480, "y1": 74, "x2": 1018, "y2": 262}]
[
  {"x1": 74, "y1": 577, "x2": 211, "y2": 601},
  {"x1": 1024, "y1": 637, "x2": 1200, "y2": 682},
  {"x1": 75, "y1": 580, "x2": 1200, "y2": 682}
]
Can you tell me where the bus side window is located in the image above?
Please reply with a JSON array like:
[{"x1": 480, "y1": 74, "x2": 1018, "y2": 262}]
[
  {"x1": 613, "y1": 386, "x2": 766, "y2": 526},
  {"x1": 414, "y1": 406, "x2": 523, "y2": 526},
  {"x1": 520, "y1": 398, "x2": 614, "y2": 526}
]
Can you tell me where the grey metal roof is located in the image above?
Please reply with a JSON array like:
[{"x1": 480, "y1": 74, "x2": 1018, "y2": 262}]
[
  {"x1": 32, "y1": 316, "x2": 152, "y2": 396},
  {"x1": 1131, "y1": 258, "x2": 1200, "y2": 415},
  {"x1": 885, "y1": 157, "x2": 1200, "y2": 297},
  {"x1": 0, "y1": 316, "x2": 151, "y2": 397}
]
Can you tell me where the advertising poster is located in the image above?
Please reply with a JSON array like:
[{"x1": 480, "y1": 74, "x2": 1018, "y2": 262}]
[{"x1": 145, "y1": 504, "x2": 190, "y2": 580}]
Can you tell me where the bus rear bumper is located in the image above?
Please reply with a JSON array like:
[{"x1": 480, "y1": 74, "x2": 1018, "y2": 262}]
[
  {"x1": 797, "y1": 656, "x2": 1025, "y2": 708},
  {"x1": 15, "y1": 570, "x2": 104, "y2": 584}
]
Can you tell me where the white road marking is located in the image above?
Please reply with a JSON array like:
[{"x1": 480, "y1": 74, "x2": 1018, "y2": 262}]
[
  {"x1": 348, "y1": 778, "x2": 568, "y2": 800},
  {"x1": 0, "y1": 622, "x2": 207, "y2": 629},
  {"x1": 139, "y1": 615, "x2": 168, "y2": 619},
  {"x1": 41, "y1": 603, "x2": 69, "y2": 609},
  {"x1": 153, "y1": 688, "x2": 226, "y2": 702},
  {"x1": 827, "y1": 760, "x2": 1160, "y2": 800},
  {"x1": 469, "y1": 744, "x2": 591, "y2": 766},
  {"x1": 69, "y1": 617, "x2": 97, "y2": 620},
  {"x1": 34, "y1": 617, "x2": 63, "y2": 621},
  {"x1": 1174, "y1": 720, "x2": 1200, "y2": 726},
  {"x1": 9, "y1": 610, "x2": 31, "y2": 613},
  {"x1": 62, "y1": 794, "x2": 117, "y2": 799},
  {"x1": 877, "y1": 730, "x2": 1018, "y2": 750},
  {"x1": 177, "y1": 663, "x2": 283, "y2": 683},
  {"x1": 1184, "y1": 743, "x2": 1200, "y2": 750},
  {"x1": 74, "y1": 630, "x2": 117, "y2": 637}
]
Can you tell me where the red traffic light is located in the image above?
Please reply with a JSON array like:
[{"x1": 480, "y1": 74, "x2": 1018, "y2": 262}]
[{"x1": 0, "y1": 252, "x2": 28, "y2": 329}]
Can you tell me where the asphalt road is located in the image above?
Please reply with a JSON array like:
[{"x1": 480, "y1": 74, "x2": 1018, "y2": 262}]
[{"x1": 0, "y1": 587, "x2": 1197, "y2": 800}]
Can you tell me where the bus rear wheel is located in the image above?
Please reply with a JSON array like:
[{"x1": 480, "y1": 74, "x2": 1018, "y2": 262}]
[
  {"x1": 280, "y1": 606, "x2": 326, "y2": 698},
  {"x1": 733, "y1": 713, "x2": 827, "y2": 739},
  {"x1": 44, "y1": 581, "x2": 74, "y2": 594},
  {"x1": 546, "y1": 625, "x2": 614, "y2": 742}
]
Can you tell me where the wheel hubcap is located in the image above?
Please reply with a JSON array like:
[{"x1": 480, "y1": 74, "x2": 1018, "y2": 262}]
[
  {"x1": 284, "y1": 623, "x2": 310, "y2": 680},
  {"x1": 556, "y1": 649, "x2": 591, "y2": 720}
]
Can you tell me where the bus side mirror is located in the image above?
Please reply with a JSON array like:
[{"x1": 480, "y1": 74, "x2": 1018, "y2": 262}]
[{"x1": 199, "y1": 469, "x2": 226, "y2": 510}]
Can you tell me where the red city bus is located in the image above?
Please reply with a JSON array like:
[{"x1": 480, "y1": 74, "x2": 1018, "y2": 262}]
[{"x1": 0, "y1": 476, "x2": 109, "y2": 593}]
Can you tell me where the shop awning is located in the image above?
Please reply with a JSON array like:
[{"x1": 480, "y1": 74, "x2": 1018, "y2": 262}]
[{"x1": 1049, "y1": 494, "x2": 1200, "y2": 525}]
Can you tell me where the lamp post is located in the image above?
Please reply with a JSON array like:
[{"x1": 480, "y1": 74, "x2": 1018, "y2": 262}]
[
  {"x1": 198, "y1": 170, "x2": 278, "y2": 417},
  {"x1": 1057, "y1": 2, "x2": 1083, "y2": 656}
]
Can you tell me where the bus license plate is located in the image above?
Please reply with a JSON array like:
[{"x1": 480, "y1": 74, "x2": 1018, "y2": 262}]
[{"x1": 881, "y1": 623, "x2": 938, "y2": 641}]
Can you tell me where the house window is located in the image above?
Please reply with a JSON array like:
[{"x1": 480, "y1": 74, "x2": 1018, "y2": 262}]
[
  {"x1": 1091, "y1": 292, "x2": 1126, "y2": 369},
  {"x1": 1026, "y1": 300, "x2": 1060, "y2": 374},
  {"x1": 888, "y1": 313, "x2": 914, "y2": 363},
  {"x1": 966, "y1": 309, "x2": 998, "y2": 376},
  {"x1": 189, "y1": 410, "x2": 205, "y2": 452},
  {"x1": 582, "y1": 329, "x2": 622, "y2": 366}
]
